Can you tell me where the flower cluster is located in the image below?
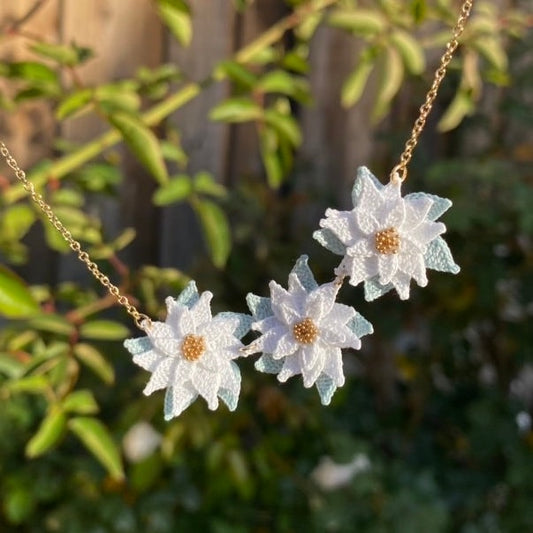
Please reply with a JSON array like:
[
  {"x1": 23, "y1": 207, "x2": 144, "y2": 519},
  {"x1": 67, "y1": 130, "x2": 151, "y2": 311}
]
[{"x1": 125, "y1": 167, "x2": 458, "y2": 418}]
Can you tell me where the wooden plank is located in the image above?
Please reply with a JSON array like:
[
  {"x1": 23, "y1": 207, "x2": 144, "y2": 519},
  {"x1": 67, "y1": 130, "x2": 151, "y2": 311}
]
[
  {"x1": 161, "y1": 0, "x2": 235, "y2": 269},
  {"x1": 226, "y1": 1, "x2": 288, "y2": 186},
  {"x1": 59, "y1": 0, "x2": 164, "y2": 277},
  {"x1": 0, "y1": 0, "x2": 60, "y2": 284}
]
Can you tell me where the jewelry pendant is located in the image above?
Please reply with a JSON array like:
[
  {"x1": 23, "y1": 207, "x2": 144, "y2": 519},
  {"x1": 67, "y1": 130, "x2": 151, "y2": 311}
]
[
  {"x1": 124, "y1": 282, "x2": 251, "y2": 420},
  {"x1": 245, "y1": 256, "x2": 373, "y2": 405},
  {"x1": 314, "y1": 167, "x2": 460, "y2": 301}
]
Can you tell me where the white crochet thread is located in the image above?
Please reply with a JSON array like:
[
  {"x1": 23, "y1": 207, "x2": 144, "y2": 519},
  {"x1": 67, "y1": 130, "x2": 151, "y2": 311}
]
[{"x1": 314, "y1": 167, "x2": 460, "y2": 301}]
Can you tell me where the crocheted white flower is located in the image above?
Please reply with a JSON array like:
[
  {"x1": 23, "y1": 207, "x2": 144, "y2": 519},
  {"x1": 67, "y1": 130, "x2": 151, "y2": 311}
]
[
  {"x1": 314, "y1": 166, "x2": 460, "y2": 301},
  {"x1": 124, "y1": 282, "x2": 251, "y2": 420},
  {"x1": 245, "y1": 256, "x2": 373, "y2": 405}
]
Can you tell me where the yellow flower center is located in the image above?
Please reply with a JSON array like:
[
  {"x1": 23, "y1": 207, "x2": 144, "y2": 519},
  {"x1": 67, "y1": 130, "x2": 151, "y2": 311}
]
[
  {"x1": 181, "y1": 334, "x2": 206, "y2": 362},
  {"x1": 292, "y1": 317, "x2": 319, "y2": 344},
  {"x1": 374, "y1": 227, "x2": 400, "y2": 254}
]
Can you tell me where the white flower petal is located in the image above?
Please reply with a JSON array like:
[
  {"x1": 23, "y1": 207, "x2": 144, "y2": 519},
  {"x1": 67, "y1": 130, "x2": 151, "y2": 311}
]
[
  {"x1": 377, "y1": 254, "x2": 399, "y2": 285},
  {"x1": 391, "y1": 271, "x2": 412, "y2": 300},
  {"x1": 143, "y1": 357, "x2": 177, "y2": 395},
  {"x1": 301, "y1": 345, "x2": 326, "y2": 388},
  {"x1": 277, "y1": 354, "x2": 302, "y2": 383},
  {"x1": 247, "y1": 327, "x2": 284, "y2": 354},
  {"x1": 384, "y1": 199, "x2": 405, "y2": 228},
  {"x1": 322, "y1": 348, "x2": 345, "y2": 387},
  {"x1": 346, "y1": 238, "x2": 374, "y2": 258},
  {"x1": 398, "y1": 253, "x2": 428, "y2": 287},
  {"x1": 272, "y1": 332, "x2": 299, "y2": 359},
  {"x1": 176, "y1": 307, "x2": 195, "y2": 336},
  {"x1": 251, "y1": 315, "x2": 279, "y2": 333},
  {"x1": 165, "y1": 384, "x2": 197, "y2": 420},
  {"x1": 321, "y1": 324, "x2": 361, "y2": 350},
  {"x1": 381, "y1": 179, "x2": 402, "y2": 204},
  {"x1": 219, "y1": 361, "x2": 241, "y2": 394},
  {"x1": 358, "y1": 174, "x2": 383, "y2": 211},
  {"x1": 408, "y1": 220, "x2": 446, "y2": 248},
  {"x1": 356, "y1": 209, "x2": 380, "y2": 235},
  {"x1": 322, "y1": 303, "x2": 355, "y2": 328},
  {"x1": 304, "y1": 282, "x2": 338, "y2": 320},
  {"x1": 288, "y1": 273, "x2": 308, "y2": 299},
  {"x1": 147, "y1": 322, "x2": 181, "y2": 357},
  {"x1": 132, "y1": 349, "x2": 164, "y2": 371},
  {"x1": 302, "y1": 343, "x2": 321, "y2": 369},
  {"x1": 321, "y1": 209, "x2": 366, "y2": 246},
  {"x1": 269, "y1": 280, "x2": 301, "y2": 324},
  {"x1": 191, "y1": 366, "x2": 220, "y2": 410},
  {"x1": 403, "y1": 195, "x2": 433, "y2": 229},
  {"x1": 190, "y1": 291, "x2": 213, "y2": 329}
]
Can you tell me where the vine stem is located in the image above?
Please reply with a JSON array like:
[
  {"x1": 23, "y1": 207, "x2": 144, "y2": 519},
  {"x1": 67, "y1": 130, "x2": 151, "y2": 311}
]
[{"x1": 5, "y1": 0, "x2": 337, "y2": 203}]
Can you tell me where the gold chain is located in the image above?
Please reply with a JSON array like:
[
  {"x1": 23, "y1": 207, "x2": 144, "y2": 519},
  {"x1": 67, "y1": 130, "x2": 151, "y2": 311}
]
[
  {"x1": 390, "y1": 0, "x2": 474, "y2": 182},
  {"x1": 0, "y1": 142, "x2": 152, "y2": 331}
]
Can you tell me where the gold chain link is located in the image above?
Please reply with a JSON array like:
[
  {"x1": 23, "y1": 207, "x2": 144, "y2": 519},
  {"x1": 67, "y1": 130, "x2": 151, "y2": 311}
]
[
  {"x1": 0, "y1": 142, "x2": 152, "y2": 331},
  {"x1": 390, "y1": 0, "x2": 474, "y2": 183}
]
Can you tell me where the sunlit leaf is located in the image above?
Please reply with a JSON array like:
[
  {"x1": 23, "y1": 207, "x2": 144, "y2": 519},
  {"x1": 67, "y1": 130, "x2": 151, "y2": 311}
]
[
  {"x1": 328, "y1": 9, "x2": 386, "y2": 35},
  {"x1": 25, "y1": 409, "x2": 67, "y2": 458},
  {"x1": 79, "y1": 320, "x2": 129, "y2": 341},
  {"x1": 63, "y1": 389, "x2": 99, "y2": 415},
  {"x1": 157, "y1": 0, "x2": 192, "y2": 47},
  {"x1": 73, "y1": 343, "x2": 115, "y2": 385},
  {"x1": 372, "y1": 46, "x2": 404, "y2": 122},
  {"x1": 192, "y1": 198, "x2": 231, "y2": 268},
  {"x1": 264, "y1": 109, "x2": 302, "y2": 147},
  {"x1": 109, "y1": 111, "x2": 169, "y2": 185},
  {"x1": 0, "y1": 266, "x2": 40, "y2": 318},
  {"x1": 68, "y1": 417, "x2": 125, "y2": 480},
  {"x1": 341, "y1": 47, "x2": 377, "y2": 107},
  {"x1": 209, "y1": 97, "x2": 263, "y2": 123},
  {"x1": 438, "y1": 90, "x2": 474, "y2": 131},
  {"x1": 153, "y1": 174, "x2": 192, "y2": 205},
  {"x1": 390, "y1": 30, "x2": 425, "y2": 75}
]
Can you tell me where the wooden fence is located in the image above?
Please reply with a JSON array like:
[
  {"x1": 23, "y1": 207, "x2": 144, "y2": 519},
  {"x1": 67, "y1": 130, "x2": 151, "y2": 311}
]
[{"x1": 0, "y1": 0, "x2": 395, "y2": 283}]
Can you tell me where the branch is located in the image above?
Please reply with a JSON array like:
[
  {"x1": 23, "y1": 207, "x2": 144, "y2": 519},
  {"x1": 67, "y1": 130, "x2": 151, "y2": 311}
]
[
  {"x1": 4, "y1": 0, "x2": 338, "y2": 203},
  {"x1": 1, "y1": 0, "x2": 49, "y2": 34}
]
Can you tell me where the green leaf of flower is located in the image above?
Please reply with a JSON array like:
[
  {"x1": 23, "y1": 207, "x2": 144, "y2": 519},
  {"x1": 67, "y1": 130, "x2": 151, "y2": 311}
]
[{"x1": 68, "y1": 417, "x2": 124, "y2": 480}]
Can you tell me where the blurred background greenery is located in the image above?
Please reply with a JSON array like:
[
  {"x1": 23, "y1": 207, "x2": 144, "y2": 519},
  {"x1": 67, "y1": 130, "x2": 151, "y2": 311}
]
[{"x1": 0, "y1": 0, "x2": 532, "y2": 531}]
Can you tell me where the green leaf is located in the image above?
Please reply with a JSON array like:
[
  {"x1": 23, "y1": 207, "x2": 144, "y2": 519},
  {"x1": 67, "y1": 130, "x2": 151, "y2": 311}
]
[
  {"x1": 68, "y1": 417, "x2": 124, "y2": 480},
  {"x1": 1, "y1": 61, "x2": 57, "y2": 82},
  {"x1": 0, "y1": 266, "x2": 40, "y2": 318},
  {"x1": 79, "y1": 320, "x2": 129, "y2": 341},
  {"x1": 438, "y1": 90, "x2": 474, "y2": 132},
  {"x1": 153, "y1": 174, "x2": 192, "y2": 205},
  {"x1": 472, "y1": 37, "x2": 508, "y2": 72},
  {"x1": 328, "y1": 9, "x2": 386, "y2": 35},
  {"x1": 3, "y1": 487, "x2": 36, "y2": 525},
  {"x1": 264, "y1": 110, "x2": 302, "y2": 147},
  {"x1": 109, "y1": 111, "x2": 168, "y2": 185},
  {"x1": 157, "y1": 0, "x2": 192, "y2": 47},
  {"x1": 56, "y1": 89, "x2": 93, "y2": 120},
  {"x1": 0, "y1": 353, "x2": 25, "y2": 378},
  {"x1": 0, "y1": 204, "x2": 35, "y2": 241},
  {"x1": 372, "y1": 46, "x2": 404, "y2": 122},
  {"x1": 25, "y1": 409, "x2": 67, "y2": 458},
  {"x1": 73, "y1": 343, "x2": 115, "y2": 384},
  {"x1": 215, "y1": 60, "x2": 257, "y2": 88},
  {"x1": 95, "y1": 84, "x2": 141, "y2": 114},
  {"x1": 5, "y1": 374, "x2": 49, "y2": 394},
  {"x1": 258, "y1": 70, "x2": 300, "y2": 95},
  {"x1": 29, "y1": 314, "x2": 75, "y2": 336},
  {"x1": 192, "y1": 199, "x2": 231, "y2": 268},
  {"x1": 209, "y1": 97, "x2": 263, "y2": 123},
  {"x1": 193, "y1": 172, "x2": 227, "y2": 198},
  {"x1": 63, "y1": 390, "x2": 99, "y2": 414},
  {"x1": 160, "y1": 140, "x2": 188, "y2": 166},
  {"x1": 30, "y1": 42, "x2": 92, "y2": 66},
  {"x1": 390, "y1": 30, "x2": 425, "y2": 75},
  {"x1": 259, "y1": 126, "x2": 283, "y2": 188},
  {"x1": 341, "y1": 48, "x2": 376, "y2": 107}
]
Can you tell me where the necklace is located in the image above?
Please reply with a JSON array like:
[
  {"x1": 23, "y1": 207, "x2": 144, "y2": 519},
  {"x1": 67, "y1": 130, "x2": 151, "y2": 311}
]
[{"x1": 0, "y1": 0, "x2": 474, "y2": 419}]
